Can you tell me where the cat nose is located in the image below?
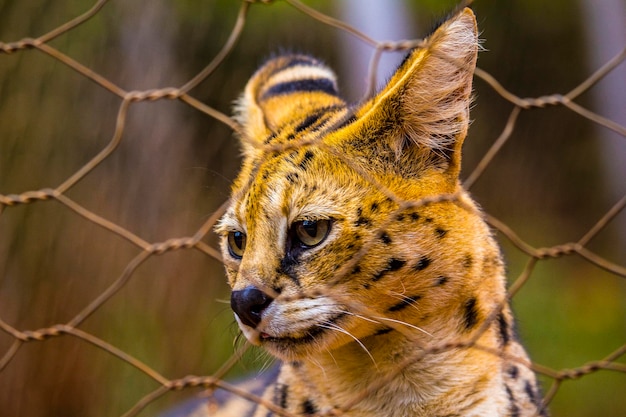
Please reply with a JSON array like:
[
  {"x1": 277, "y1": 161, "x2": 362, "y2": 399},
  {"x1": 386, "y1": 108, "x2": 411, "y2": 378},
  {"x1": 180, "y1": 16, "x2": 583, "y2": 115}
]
[{"x1": 230, "y1": 286, "x2": 274, "y2": 328}]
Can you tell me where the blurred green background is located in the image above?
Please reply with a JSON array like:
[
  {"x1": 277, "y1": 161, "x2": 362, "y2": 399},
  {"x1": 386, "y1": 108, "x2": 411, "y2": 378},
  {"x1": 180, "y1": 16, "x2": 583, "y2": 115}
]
[{"x1": 1, "y1": 0, "x2": 624, "y2": 416}]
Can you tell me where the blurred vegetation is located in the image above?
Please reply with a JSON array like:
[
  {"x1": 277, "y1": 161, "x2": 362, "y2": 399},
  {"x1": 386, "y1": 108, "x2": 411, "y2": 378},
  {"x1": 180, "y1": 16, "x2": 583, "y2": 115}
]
[{"x1": 1, "y1": 1, "x2": 624, "y2": 416}]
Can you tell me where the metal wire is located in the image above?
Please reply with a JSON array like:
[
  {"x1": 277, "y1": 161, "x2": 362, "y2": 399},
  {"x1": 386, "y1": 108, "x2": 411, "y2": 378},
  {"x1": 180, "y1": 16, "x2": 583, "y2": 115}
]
[{"x1": 1, "y1": 1, "x2": 624, "y2": 416}]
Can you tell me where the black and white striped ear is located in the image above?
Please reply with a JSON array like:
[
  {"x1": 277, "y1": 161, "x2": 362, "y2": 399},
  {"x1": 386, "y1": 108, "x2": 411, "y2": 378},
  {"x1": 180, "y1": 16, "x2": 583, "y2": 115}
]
[
  {"x1": 234, "y1": 55, "x2": 347, "y2": 154},
  {"x1": 349, "y1": 8, "x2": 478, "y2": 179}
]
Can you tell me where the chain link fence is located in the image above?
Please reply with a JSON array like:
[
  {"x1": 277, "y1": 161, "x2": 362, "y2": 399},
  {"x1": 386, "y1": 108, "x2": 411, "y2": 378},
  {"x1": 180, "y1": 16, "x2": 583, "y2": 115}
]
[{"x1": 1, "y1": 0, "x2": 625, "y2": 416}]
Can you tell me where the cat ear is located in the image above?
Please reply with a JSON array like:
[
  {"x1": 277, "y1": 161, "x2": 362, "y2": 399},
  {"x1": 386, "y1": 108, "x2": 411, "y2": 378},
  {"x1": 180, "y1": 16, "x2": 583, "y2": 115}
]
[
  {"x1": 346, "y1": 8, "x2": 478, "y2": 179},
  {"x1": 234, "y1": 55, "x2": 347, "y2": 157}
]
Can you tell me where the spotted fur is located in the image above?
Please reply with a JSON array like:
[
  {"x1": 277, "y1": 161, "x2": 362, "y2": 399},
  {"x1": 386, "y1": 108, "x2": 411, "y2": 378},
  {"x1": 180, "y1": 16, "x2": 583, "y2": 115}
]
[{"x1": 203, "y1": 8, "x2": 545, "y2": 417}]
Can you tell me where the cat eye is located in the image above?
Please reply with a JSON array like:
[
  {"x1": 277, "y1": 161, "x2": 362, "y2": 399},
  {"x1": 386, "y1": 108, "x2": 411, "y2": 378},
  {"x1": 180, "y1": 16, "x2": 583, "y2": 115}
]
[
  {"x1": 227, "y1": 231, "x2": 247, "y2": 258},
  {"x1": 293, "y1": 219, "x2": 331, "y2": 248}
]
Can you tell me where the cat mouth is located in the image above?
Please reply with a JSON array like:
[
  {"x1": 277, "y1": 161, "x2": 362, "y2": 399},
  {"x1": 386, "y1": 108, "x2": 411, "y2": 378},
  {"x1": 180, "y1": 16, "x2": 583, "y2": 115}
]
[
  {"x1": 256, "y1": 312, "x2": 347, "y2": 351},
  {"x1": 259, "y1": 322, "x2": 328, "y2": 344}
]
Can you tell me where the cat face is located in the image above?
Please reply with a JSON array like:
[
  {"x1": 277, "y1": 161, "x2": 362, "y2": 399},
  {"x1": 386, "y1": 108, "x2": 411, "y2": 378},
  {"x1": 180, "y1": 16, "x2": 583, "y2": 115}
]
[{"x1": 216, "y1": 9, "x2": 489, "y2": 362}]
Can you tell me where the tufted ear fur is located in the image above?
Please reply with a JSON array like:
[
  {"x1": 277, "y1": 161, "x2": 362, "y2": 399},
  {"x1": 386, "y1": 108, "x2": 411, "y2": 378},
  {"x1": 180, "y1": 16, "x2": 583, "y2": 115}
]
[
  {"x1": 345, "y1": 8, "x2": 478, "y2": 180},
  {"x1": 233, "y1": 8, "x2": 478, "y2": 180},
  {"x1": 233, "y1": 55, "x2": 347, "y2": 157}
]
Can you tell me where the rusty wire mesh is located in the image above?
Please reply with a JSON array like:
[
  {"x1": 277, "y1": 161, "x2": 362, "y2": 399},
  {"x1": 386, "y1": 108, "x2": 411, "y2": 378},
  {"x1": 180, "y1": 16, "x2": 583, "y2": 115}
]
[{"x1": 1, "y1": 0, "x2": 625, "y2": 416}]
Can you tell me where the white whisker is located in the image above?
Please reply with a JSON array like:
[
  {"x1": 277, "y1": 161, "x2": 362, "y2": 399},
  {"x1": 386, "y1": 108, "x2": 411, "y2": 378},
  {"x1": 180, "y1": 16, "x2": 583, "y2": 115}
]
[
  {"x1": 338, "y1": 309, "x2": 381, "y2": 325},
  {"x1": 323, "y1": 346, "x2": 338, "y2": 367},
  {"x1": 320, "y1": 322, "x2": 378, "y2": 369},
  {"x1": 258, "y1": 355, "x2": 276, "y2": 374},
  {"x1": 307, "y1": 353, "x2": 327, "y2": 379},
  {"x1": 387, "y1": 291, "x2": 422, "y2": 313},
  {"x1": 373, "y1": 316, "x2": 434, "y2": 338}
]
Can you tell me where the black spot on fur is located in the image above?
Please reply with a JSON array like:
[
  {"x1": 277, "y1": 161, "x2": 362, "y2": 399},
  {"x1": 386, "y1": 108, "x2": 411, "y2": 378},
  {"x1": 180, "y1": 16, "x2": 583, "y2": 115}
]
[
  {"x1": 388, "y1": 258, "x2": 405, "y2": 271},
  {"x1": 414, "y1": 256, "x2": 431, "y2": 271},
  {"x1": 395, "y1": 213, "x2": 405, "y2": 221},
  {"x1": 370, "y1": 202, "x2": 379, "y2": 212},
  {"x1": 435, "y1": 227, "x2": 448, "y2": 238},
  {"x1": 295, "y1": 114, "x2": 322, "y2": 133},
  {"x1": 462, "y1": 297, "x2": 479, "y2": 331},
  {"x1": 264, "y1": 132, "x2": 278, "y2": 144},
  {"x1": 298, "y1": 150, "x2": 315, "y2": 170},
  {"x1": 372, "y1": 258, "x2": 406, "y2": 281},
  {"x1": 507, "y1": 365, "x2": 519, "y2": 379},
  {"x1": 497, "y1": 312, "x2": 511, "y2": 347},
  {"x1": 388, "y1": 294, "x2": 422, "y2": 312},
  {"x1": 505, "y1": 385, "x2": 521, "y2": 417},
  {"x1": 524, "y1": 380, "x2": 541, "y2": 407},
  {"x1": 425, "y1": 217, "x2": 433, "y2": 223},
  {"x1": 379, "y1": 231, "x2": 392, "y2": 244},
  {"x1": 435, "y1": 276, "x2": 449, "y2": 286},
  {"x1": 355, "y1": 208, "x2": 371, "y2": 227},
  {"x1": 410, "y1": 212, "x2": 420, "y2": 221},
  {"x1": 285, "y1": 172, "x2": 300, "y2": 184},
  {"x1": 355, "y1": 217, "x2": 371, "y2": 226},
  {"x1": 374, "y1": 327, "x2": 393, "y2": 336},
  {"x1": 302, "y1": 399, "x2": 317, "y2": 415},
  {"x1": 274, "y1": 384, "x2": 289, "y2": 409}
]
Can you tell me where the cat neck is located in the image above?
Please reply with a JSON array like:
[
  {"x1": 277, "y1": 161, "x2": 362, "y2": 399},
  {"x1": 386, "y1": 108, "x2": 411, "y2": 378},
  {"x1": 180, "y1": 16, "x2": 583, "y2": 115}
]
[{"x1": 279, "y1": 328, "x2": 504, "y2": 416}]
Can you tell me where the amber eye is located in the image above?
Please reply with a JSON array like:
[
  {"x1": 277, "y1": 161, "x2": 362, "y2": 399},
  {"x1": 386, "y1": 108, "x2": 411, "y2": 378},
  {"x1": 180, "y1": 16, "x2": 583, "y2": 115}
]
[
  {"x1": 227, "y1": 231, "x2": 247, "y2": 258},
  {"x1": 294, "y1": 219, "x2": 331, "y2": 248}
]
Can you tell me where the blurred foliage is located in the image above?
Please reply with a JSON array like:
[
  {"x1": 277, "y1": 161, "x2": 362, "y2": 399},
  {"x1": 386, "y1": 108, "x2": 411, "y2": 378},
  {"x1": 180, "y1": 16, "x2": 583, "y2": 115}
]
[{"x1": 0, "y1": 1, "x2": 624, "y2": 416}]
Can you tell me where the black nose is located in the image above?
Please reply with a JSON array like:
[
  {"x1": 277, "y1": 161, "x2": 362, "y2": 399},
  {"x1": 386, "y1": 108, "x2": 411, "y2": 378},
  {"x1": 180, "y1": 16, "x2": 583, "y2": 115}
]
[{"x1": 230, "y1": 286, "x2": 274, "y2": 328}]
